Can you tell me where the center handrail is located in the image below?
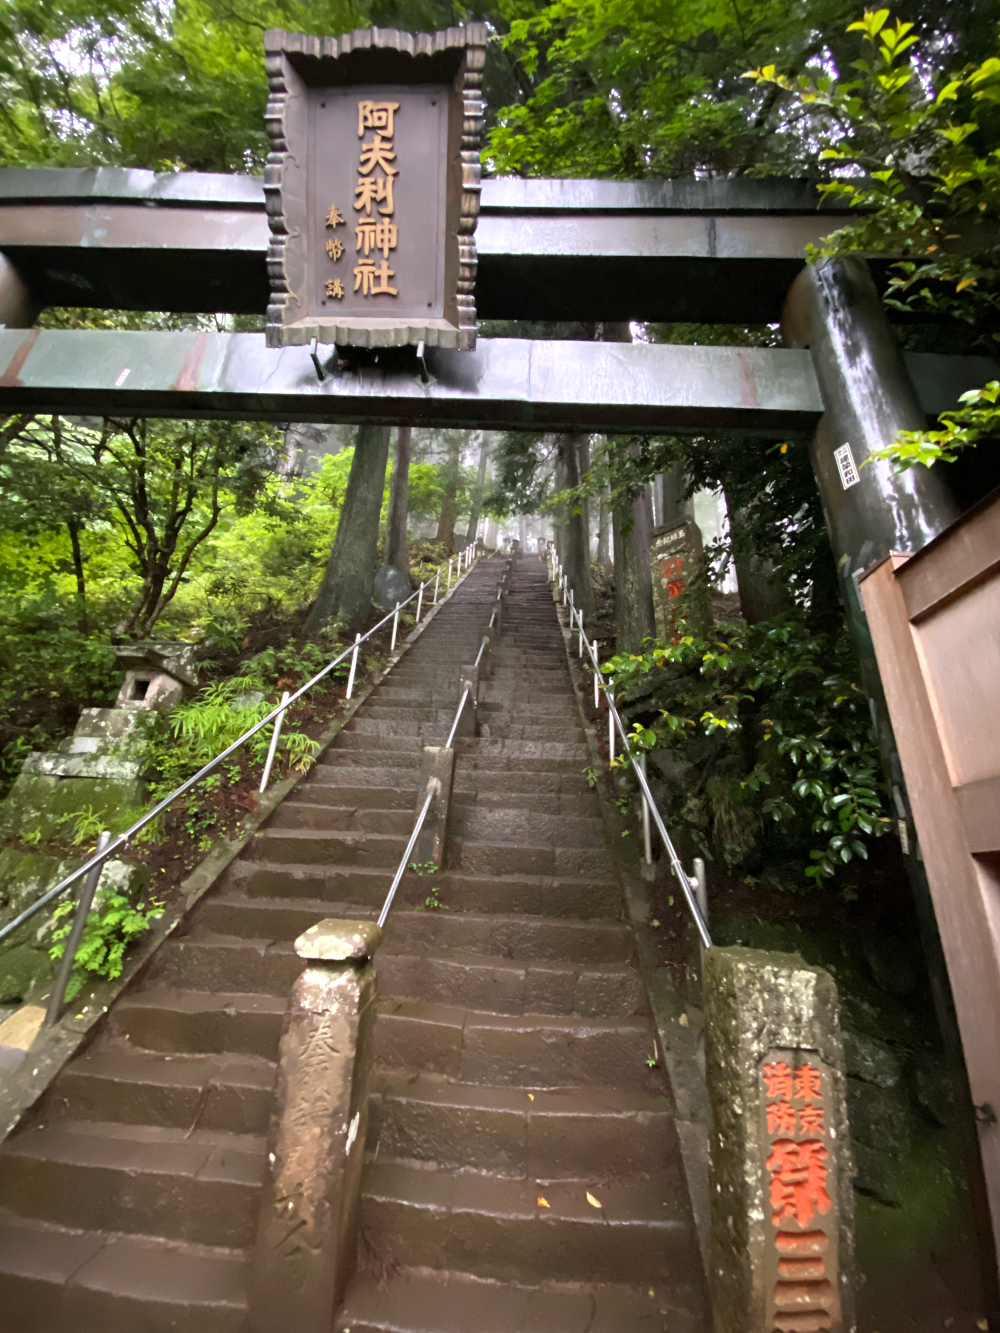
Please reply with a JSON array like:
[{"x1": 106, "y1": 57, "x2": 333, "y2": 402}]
[
  {"x1": 547, "y1": 547, "x2": 712, "y2": 951},
  {"x1": 376, "y1": 554, "x2": 511, "y2": 930},
  {"x1": 0, "y1": 543, "x2": 483, "y2": 949}
]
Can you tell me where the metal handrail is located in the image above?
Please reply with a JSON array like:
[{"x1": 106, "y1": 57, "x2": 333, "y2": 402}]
[
  {"x1": 548, "y1": 548, "x2": 712, "y2": 950},
  {"x1": 377, "y1": 789, "x2": 435, "y2": 929},
  {"x1": 0, "y1": 544, "x2": 482, "y2": 949},
  {"x1": 376, "y1": 552, "x2": 511, "y2": 928},
  {"x1": 446, "y1": 689, "x2": 470, "y2": 749}
]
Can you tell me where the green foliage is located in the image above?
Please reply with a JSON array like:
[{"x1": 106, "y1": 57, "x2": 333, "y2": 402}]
[
  {"x1": 747, "y1": 9, "x2": 1000, "y2": 469},
  {"x1": 887, "y1": 380, "x2": 1000, "y2": 469},
  {"x1": 49, "y1": 891, "x2": 164, "y2": 1001},
  {"x1": 421, "y1": 885, "x2": 449, "y2": 910},
  {"x1": 604, "y1": 617, "x2": 890, "y2": 887},
  {"x1": 158, "y1": 670, "x2": 319, "y2": 785},
  {"x1": 0, "y1": 609, "x2": 118, "y2": 798},
  {"x1": 486, "y1": 0, "x2": 863, "y2": 179},
  {"x1": 0, "y1": 0, "x2": 365, "y2": 172}
]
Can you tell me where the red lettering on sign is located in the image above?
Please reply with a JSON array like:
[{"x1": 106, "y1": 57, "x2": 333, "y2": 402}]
[
  {"x1": 763, "y1": 1061, "x2": 795, "y2": 1099},
  {"x1": 766, "y1": 1139, "x2": 832, "y2": 1230}
]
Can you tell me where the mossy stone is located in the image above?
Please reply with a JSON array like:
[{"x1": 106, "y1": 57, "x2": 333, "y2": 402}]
[
  {"x1": 0, "y1": 944, "x2": 52, "y2": 1004},
  {"x1": 0, "y1": 773, "x2": 147, "y2": 842}
]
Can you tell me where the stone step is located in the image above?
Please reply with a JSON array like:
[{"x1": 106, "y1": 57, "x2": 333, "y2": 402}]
[
  {"x1": 369, "y1": 1073, "x2": 675, "y2": 1179},
  {"x1": 451, "y1": 839, "x2": 614, "y2": 879},
  {"x1": 452, "y1": 809, "x2": 606, "y2": 848},
  {"x1": 270, "y1": 802, "x2": 414, "y2": 833},
  {"x1": 227, "y1": 863, "x2": 622, "y2": 919},
  {"x1": 376, "y1": 950, "x2": 644, "y2": 1017},
  {"x1": 337, "y1": 731, "x2": 423, "y2": 752},
  {"x1": 153, "y1": 932, "x2": 643, "y2": 1016},
  {"x1": 113, "y1": 992, "x2": 659, "y2": 1086},
  {"x1": 300, "y1": 770, "x2": 420, "y2": 795},
  {"x1": 193, "y1": 896, "x2": 634, "y2": 964},
  {"x1": 359, "y1": 1161, "x2": 697, "y2": 1286},
  {"x1": 375, "y1": 1001, "x2": 660, "y2": 1089},
  {"x1": 0, "y1": 1121, "x2": 264, "y2": 1248},
  {"x1": 334, "y1": 1265, "x2": 691, "y2": 1333},
  {"x1": 318, "y1": 751, "x2": 422, "y2": 770},
  {"x1": 46, "y1": 1045, "x2": 275, "y2": 1135},
  {"x1": 0, "y1": 1209, "x2": 248, "y2": 1333},
  {"x1": 252, "y1": 827, "x2": 407, "y2": 867},
  {"x1": 456, "y1": 790, "x2": 596, "y2": 816}
]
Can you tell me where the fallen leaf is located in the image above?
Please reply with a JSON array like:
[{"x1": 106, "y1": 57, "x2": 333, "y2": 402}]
[
  {"x1": 527, "y1": 1093, "x2": 534, "y2": 1101},
  {"x1": 537, "y1": 1197, "x2": 550, "y2": 1208},
  {"x1": 678, "y1": 1012, "x2": 689, "y2": 1027},
  {"x1": 648, "y1": 1289, "x2": 655, "y2": 1298},
  {"x1": 586, "y1": 1191, "x2": 602, "y2": 1208}
]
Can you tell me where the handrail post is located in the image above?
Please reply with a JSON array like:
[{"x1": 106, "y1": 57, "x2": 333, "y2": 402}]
[
  {"x1": 456, "y1": 551, "x2": 463, "y2": 578},
  {"x1": 345, "y1": 633, "x2": 361, "y2": 700},
  {"x1": 446, "y1": 558, "x2": 453, "y2": 590},
  {"x1": 639, "y1": 754, "x2": 653, "y2": 876},
  {"x1": 409, "y1": 746, "x2": 456, "y2": 872},
  {"x1": 608, "y1": 688, "x2": 615, "y2": 763},
  {"x1": 593, "y1": 642, "x2": 600, "y2": 708},
  {"x1": 432, "y1": 569, "x2": 440, "y2": 605},
  {"x1": 453, "y1": 665, "x2": 479, "y2": 739},
  {"x1": 390, "y1": 601, "x2": 400, "y2": 652},
  {"x1": 260, "y1": 690, "x2": 291, "y2": 793},
  {"x1": 577, "y1": 611, "x2": 584, "y2": 658},
  {"x1": 416, "y1": 581, "x2": 424, "y2": 622},
  {"x1": 45, "y1": 830, "x2": 112, "y2": 1027}
]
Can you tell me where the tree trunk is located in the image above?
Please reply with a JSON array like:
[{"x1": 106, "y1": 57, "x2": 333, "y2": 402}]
[
  {"x1": 305, "y1": 423, "x2": 392, "y2": 632},
  {"x1": 465, "y1": 432, "x2": 489, "y2": 545},
  {"x1": 435, "y1": 434, "x2": 461, "y2": 550},
  {"x1": 596, "y1": 488, "x2": 610, "y2": 566},
  {"x1": 612, "y1": 461, "x2": 656, "y2": 653},
  {"x1": 724, "y1": 487, "x2": 795, "y2": 624},
  {"x1": 556, "y1": 433, "x2": 596, "y2": 619},
  {"x1": 66, "y1": 518, "x2": 89, "y2": 635},
  {"x1": 578, "y1": 434, "x2": 592, "y2": 560},
  {"x1": 385, "y1": 424, "x2": 411, "y2": 577}
]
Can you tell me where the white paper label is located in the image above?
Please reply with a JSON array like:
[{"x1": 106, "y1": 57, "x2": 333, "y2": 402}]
[{"x1": 834, "y1": 442, "x2": 860, "y2": 490}]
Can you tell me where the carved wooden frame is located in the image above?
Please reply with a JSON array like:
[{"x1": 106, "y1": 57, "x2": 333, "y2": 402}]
[{"x1": 263, "y1": 25, "x2": 486, "y2": 351}]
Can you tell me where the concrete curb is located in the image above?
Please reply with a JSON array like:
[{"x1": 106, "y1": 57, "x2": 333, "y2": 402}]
[
  {"x1": 0, "y1": 558, "x2": 488, "y2": 1143},
  {"x1": 553, "y1": 595, "x2": 713, "y2": 1273}
]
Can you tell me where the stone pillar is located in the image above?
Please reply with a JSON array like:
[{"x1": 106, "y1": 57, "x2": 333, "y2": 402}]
[
  {"x1": 703, "y1": 946, "x2": 855, "y2": 1333},
  {"x1": 649, "y1": 520, "x2": 707, "y2": 640},
  {"x1": 413, "y1": 745, "x2": 456, "y2": 868},
  {"x1": 454, "y1": 664, "x2": 479, "y2": 738},
  {"x1": 0, "y1": 253, "x2": 38, "y2": 329},
  {"x1": 248, "y1": 919, "x2": 380, "y2": 1333}
]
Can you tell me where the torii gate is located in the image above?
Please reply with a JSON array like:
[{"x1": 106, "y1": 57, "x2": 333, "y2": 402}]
[{"x1": 0, "y1": 34, "x2": 998, "y2": 1287}]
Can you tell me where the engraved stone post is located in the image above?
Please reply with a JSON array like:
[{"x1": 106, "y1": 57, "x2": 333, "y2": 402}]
[
  {"x1": 703, "y1": 946, "x2": 855, "y2": 1333},
  {"x1": 248, "y1": 919, "x2": 381, "y2": 1333}
]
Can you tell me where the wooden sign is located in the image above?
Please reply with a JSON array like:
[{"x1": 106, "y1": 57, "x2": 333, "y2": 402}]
[
  {"x1": 263, "y1": 26, "x2": 486, "y2": 351},
  {"x1": 761, "y1": 1051, "x2": 842, "y2": 1332}
]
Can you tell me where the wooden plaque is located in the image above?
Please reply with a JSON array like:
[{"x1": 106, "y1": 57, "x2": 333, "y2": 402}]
[{"x1": 263, "y1": 25, "x2": 486, "y2": 351}]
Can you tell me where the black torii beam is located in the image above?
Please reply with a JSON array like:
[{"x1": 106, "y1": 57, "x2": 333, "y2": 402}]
[
  {"x1": 0, "y1": 169, "x2": 857, "y2": 324},
  {"x1": 0, "y1": 328, "x2": 990, "y2": 431}
]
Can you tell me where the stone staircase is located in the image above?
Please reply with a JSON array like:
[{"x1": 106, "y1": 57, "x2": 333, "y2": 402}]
[{"x1": 0, "y1": 555, "x2": 706, "y2": 1331}]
